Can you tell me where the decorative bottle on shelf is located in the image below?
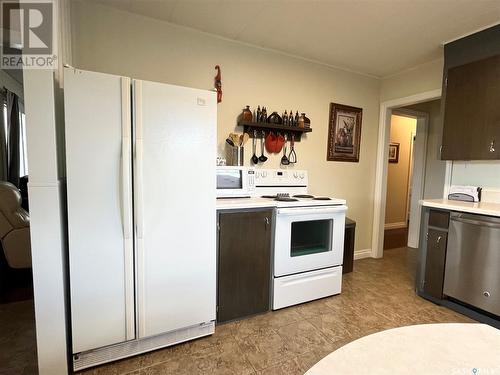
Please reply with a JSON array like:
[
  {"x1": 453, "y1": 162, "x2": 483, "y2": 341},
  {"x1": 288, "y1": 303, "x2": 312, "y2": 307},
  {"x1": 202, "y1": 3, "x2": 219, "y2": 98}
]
[
  {"x1": 262, "y1": 107, "x2": 267, "y2": 122},
  {"x1": 242, "y1": 105, "x2": 253, "y2": 122},
  {"x1": 295, "y1": 111, "x2": 299, "y2": 127},
  {"x1": 256, "y1": 106, "x2": 261, "y2": 123},
  {"x1": 283, "y1": 110, "x2": 288, "y2": 125},
  {"x1": 289, "y1": 110, "x2": 295, "y2": 126},
  {"x1": 298, "y1": 113, "x2": 310, "y2": 128}
]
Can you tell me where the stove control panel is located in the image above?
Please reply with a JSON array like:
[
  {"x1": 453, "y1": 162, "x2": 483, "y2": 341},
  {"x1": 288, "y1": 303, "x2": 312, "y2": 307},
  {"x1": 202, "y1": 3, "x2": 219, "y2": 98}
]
[{"x1": 255, "y1": 169, "x2": 308, "y2": 187}]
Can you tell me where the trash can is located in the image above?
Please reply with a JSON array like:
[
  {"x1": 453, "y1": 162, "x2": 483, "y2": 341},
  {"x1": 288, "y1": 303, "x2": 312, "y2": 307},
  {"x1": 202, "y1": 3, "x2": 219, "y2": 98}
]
[{"x1": 343, "y1": 218, "x2": 356, "y2": 274}]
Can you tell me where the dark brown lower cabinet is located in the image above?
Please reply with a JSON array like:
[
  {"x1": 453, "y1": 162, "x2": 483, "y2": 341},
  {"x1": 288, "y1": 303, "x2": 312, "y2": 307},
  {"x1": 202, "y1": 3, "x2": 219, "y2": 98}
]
[
  {"x1": 423, "y1": 228, "x2": 448, "y2": 299},
  {"x1": 217, "y1": 209, "x2": 273, "y2": 323}
]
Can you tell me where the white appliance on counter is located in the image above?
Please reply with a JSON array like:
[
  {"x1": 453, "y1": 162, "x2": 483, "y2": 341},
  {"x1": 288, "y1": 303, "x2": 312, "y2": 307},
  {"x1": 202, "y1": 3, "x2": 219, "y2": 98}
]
[
  {"x1": 448, "y1": 185, "x2": 482, "y2": 202},
  {"x1": 216, "y1": 166, "x2": 255, "y2": 198},
  {"x1": 64, "y1": 68, "x2": 216, "y2": 370},
  {"x1": 254, "y1": 169, "x2": 347, "y2": 309}
]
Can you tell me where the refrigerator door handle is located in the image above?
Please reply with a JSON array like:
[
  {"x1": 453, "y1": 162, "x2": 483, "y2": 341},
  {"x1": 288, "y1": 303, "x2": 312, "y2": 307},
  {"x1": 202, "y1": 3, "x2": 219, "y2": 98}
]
[
  {"x1": 133, "y1": 80, "x2": 146, "y2": 337},
  {"x1": 135, "y1": 81, "x2": 144, "y2": 240},
  {"x1": 121, "y1": 77, "x2": 135, "y2": 341},
  {"x1": 135, "y1": 139, "x2": 144, "y2": 239}
]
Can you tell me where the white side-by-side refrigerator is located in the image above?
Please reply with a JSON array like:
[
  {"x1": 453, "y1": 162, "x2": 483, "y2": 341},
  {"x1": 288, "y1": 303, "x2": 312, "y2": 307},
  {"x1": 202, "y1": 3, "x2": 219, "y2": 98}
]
[{"x1": 64, "y1": 68, "x2": 217, "y2": 371}]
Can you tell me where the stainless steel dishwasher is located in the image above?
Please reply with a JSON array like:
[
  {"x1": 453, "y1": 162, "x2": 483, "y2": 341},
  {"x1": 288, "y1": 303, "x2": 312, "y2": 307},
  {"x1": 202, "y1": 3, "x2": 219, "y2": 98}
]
[{"x1": 444, "y1": 212, "x2": 500, "y2": 316}]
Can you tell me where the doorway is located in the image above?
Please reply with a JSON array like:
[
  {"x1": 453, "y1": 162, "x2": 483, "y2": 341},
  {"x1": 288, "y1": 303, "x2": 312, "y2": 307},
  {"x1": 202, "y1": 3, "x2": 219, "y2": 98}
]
[
  {"x1": 383, "y1": 113, "x2": 418, "y2": 250},
  {"x1": 372, "y1": 89, "x2": 443, "y2": 258}
]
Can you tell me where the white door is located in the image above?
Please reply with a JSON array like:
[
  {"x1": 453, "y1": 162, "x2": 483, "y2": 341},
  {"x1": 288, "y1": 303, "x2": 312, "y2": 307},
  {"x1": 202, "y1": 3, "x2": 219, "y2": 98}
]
[
  {"x1": 64, "y1": 68, "x2": 135, "y2": 353},
  {"x1": 134, "y1": 80, "x2": 217, "y2": 338},
  {"x1": 274, "y1": 206, "x2": 346, "y2": 277}
]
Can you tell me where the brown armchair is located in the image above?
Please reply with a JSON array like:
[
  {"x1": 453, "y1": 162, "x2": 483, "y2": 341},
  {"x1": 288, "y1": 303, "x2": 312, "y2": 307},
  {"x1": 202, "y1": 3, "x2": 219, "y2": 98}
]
[{"x1": 0, "y1": 181, "x2": 31, "y2": 269}]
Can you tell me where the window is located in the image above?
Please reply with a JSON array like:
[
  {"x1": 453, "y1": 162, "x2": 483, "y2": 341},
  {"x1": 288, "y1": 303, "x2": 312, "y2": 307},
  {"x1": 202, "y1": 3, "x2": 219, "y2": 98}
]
[
  {"x1": 1, "y1": 102, "x2": 28, "y2": 177},
  {"x1": 19, "y1": 111, "x2": 27, "y2": 176}
]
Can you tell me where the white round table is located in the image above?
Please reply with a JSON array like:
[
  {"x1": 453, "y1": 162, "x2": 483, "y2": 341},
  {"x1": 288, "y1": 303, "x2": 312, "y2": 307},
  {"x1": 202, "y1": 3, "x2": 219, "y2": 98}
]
[{"x1": 306, "y1": 324, "x2": 500, "y2": 375}]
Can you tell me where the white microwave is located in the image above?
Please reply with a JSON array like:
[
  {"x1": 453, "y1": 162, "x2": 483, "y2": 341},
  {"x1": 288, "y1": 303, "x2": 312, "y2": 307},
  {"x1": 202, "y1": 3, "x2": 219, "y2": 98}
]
[{"x1": 216, "y1": 166, "x2": 255, "y2": 198}]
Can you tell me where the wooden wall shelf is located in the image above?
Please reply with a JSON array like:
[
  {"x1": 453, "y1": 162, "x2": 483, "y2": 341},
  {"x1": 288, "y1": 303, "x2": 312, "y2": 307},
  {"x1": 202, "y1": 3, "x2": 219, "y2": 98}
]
[{"x1": 237, "y1": 121, "x2": 312, "y2": 141}]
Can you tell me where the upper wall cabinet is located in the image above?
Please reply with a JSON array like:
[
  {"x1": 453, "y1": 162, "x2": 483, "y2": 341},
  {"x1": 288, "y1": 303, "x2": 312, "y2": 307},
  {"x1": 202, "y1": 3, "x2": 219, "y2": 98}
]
[
  {"x1": 441, "y1": 25, "x2": 500, "y2": 160},
  {"x1": 441, "y1": 55, "x2": 500, "y2": 160}
]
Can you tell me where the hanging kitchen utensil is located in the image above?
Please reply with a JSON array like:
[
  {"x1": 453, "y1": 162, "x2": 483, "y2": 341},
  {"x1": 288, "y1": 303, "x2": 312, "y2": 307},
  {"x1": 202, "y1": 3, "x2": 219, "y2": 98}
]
[
  {"x1": 251, "y1": 130, "x2": 259, "y2": 164},
  {"x1": 280, "y1": 134, "x2": 290, "y2": 165},
  {"x1": 276, "y1": 132, "x2": 285, "y2": 153},
  {"x1": 266, "y1": 131, "x2": 277, "y2": 153},
  {"x1": 259, "y1": 131, "x2": 268, "y2": 163},
  {"x1": 288, "y1": 133, "x2": 297, "y2": 163}
]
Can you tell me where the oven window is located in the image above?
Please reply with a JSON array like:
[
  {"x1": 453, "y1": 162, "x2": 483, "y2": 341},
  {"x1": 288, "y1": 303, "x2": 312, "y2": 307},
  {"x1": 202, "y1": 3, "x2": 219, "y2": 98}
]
[
  {"x1": 217, "y1": 170, "x2": 242, "y2": 189},
  {"x1": 290, "y1": 219, "x2": 332, "y2": 257}
]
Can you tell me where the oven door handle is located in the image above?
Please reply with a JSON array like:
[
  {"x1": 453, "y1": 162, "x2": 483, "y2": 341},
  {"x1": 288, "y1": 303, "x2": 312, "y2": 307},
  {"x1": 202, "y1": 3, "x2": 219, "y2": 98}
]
[{"x1": 276, "y1": 205, "x2": 347, "y2": 216}]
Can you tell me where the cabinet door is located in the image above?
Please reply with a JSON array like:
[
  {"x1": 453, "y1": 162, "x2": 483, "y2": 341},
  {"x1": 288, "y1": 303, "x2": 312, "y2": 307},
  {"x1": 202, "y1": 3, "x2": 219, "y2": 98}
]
[
  {"x1": 442, "y1": 55, "x2": 500, "y2": 160},
  {"x1": 218, "y1": 210, "x2": 272, "y2": 322},
  {"x1": 423, "y1": 229, "x2": 448, "y2": 299}
]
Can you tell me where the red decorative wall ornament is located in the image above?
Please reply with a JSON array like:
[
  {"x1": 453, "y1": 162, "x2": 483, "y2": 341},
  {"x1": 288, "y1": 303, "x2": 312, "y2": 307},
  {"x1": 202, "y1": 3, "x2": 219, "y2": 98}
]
[{"x1": 214, "y1": 65, "x2": 222, "y2": 103}]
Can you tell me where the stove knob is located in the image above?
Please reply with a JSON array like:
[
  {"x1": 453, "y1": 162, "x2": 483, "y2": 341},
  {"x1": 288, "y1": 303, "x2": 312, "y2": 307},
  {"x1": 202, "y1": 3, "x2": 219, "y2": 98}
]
[
  {"x1": 299, "y1": 172, "x2": 305, "y2": 179},
  {"x1": 293, "y1": 172, "x2": 298, "y2": 178},
  {"x1": 262, "y1": 171, "x2": 267, "y2": 177}
]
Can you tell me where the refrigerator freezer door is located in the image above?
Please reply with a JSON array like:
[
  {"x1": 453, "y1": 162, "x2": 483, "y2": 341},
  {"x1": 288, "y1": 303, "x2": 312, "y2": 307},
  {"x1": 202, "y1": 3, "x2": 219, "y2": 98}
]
[
  {"x1": 134, "y1": 80, "x2": 217, "y2": 338},
  {"x1": 65, "y1": 68, "x2": 135, "y2": 353}
]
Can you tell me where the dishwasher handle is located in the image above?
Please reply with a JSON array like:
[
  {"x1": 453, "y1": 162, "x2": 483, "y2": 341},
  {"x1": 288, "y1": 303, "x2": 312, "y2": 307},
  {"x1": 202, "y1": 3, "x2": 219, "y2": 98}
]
[{"x1": 451, "y1": 216, "x2": 500, "y2": 229}]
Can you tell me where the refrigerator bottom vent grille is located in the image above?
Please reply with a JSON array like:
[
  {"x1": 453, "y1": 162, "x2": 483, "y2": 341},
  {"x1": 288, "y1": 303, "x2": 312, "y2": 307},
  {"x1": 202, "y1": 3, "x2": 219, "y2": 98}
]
[{"x1": 73, "y1": 321, "x2": 215, "y2": 371}]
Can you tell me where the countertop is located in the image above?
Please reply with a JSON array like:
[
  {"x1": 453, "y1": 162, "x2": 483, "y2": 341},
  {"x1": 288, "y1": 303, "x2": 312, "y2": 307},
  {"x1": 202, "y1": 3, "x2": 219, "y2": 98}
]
[
  {"x1": 217, "y1": 197, "x2": 347, "y2": 210},
  {"x1": 420, "y1": 198, "x2": 500, "y2": 217}
]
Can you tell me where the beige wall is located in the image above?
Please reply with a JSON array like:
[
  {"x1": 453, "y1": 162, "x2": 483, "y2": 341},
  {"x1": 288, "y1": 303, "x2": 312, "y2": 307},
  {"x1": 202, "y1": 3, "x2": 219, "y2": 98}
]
[
  {"x1": 380, "y1": 59, "x2": 443, "y2": 102},
  {"x1": 404, "y1": 99, "x2": 446, "y2": 199},
  {"x1": 71, "y1": 0, "x2": 381, "y2": 252},
  {"x1": 451, "y1": 161, "x2": 500, "y2": 189},
  {"x1": 385, "y1": 115, "x2": 416, "y2": 225}
]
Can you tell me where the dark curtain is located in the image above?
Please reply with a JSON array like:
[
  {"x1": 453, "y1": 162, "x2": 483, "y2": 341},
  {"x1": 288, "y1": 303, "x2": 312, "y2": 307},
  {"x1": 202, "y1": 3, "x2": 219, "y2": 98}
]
[
  {"x1": 6, "y1": 91, "x2": 20, "y2": 187},
  {"x1": 0, "y1": 91, "x2": 6, "y2": 181}
]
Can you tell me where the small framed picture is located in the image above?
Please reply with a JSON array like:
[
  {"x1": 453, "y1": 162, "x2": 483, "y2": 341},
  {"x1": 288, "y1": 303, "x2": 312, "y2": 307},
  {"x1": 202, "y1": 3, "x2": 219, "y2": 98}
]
[
  {"x1": 327, "y1": 103, "x2": 363, "y2": 162},
  {"x1": 389, "y1": 143, "x2": 400, "y2": 163}
]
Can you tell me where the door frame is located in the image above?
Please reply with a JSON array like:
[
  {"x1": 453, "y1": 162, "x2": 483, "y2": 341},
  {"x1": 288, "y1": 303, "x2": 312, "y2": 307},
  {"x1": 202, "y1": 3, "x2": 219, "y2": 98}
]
[
  {"x1": 371, "y1": 89, "x2": 442, "y2": 258},
  {"x1": 391, "y1": 108, "x2": 428, "y2": 249}
]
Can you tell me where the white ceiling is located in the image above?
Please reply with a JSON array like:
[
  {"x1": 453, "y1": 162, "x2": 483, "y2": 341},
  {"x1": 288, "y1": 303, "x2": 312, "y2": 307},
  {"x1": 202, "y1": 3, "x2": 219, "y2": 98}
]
[{"x1": 89, "y1": 0, "x2": 500, "y2": 78}]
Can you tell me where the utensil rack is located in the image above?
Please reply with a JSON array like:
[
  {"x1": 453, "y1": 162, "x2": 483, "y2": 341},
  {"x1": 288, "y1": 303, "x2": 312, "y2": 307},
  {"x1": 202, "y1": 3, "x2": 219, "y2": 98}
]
[{"x1": 237, "y1": 121, "x2": 312, "y2": 141}]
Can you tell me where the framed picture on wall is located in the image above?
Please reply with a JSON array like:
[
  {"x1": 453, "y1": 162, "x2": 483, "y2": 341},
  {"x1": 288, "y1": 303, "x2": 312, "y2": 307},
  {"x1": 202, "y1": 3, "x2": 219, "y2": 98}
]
[
  {"x1": 389, "y1": 142, "x2": 400, "y2": 163},
  {"x1": 327, "y1": 103, "x2": 363, "y2": 162}
]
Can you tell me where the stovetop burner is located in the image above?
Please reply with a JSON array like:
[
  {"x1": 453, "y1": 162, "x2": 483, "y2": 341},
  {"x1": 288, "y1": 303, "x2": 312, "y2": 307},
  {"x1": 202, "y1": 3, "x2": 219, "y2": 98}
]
[
  {"x1": 275, "y1": 197, "x2": 299, "y2": 202},
  {"x1": 262, "y1": 193, "x2": 331, "y2": 201}
]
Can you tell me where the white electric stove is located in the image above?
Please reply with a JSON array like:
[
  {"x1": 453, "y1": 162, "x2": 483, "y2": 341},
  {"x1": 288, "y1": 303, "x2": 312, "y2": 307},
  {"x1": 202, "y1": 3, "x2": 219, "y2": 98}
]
[{"x1": 254, "y1": 169, "x2": 347, "y2": 310}]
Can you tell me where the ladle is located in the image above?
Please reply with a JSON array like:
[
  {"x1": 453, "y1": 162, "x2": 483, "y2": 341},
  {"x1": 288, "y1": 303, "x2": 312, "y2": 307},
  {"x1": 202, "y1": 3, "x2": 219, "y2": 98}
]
[
  {"x1": 251, "y1": 130, "x2": 259, "y2": 164},
  {"x1": 259, "y1": 131, "x2": 268, "y2": 163}
]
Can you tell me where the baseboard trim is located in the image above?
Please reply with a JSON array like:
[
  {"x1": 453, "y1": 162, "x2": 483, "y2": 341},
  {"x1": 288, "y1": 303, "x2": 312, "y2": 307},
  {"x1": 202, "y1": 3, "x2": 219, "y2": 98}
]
[
  {"x1": 354, "y1": 248, "x2": 372, "y2": 260},
  {"x1": 384, "y1": 222, "x2": 407, "y2": 230}
]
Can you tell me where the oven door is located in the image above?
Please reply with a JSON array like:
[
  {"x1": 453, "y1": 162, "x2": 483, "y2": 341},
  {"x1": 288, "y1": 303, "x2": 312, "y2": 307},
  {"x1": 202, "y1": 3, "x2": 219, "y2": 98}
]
[{"x1": 274, "y1": 205, "x2": 346, "y2": 277}]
